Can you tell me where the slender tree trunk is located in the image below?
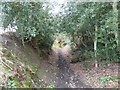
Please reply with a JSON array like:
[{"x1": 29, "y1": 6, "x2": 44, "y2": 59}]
[
  {"x1": 94, "y1": 24, "x2": 98, "y2": 67},
  {"x1": 113, "y1": 1, "x2": 119, "y2": 47},
  {"x1": 0, "y1": 36, "x2": 3, "y2": 64}
]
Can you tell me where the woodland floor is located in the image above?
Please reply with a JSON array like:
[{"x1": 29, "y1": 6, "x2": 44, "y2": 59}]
[{"x1": 0, "y1": 32, "x2": 119, "y2": 88}]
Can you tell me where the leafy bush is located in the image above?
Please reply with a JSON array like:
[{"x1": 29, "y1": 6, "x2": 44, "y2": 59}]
[
  {"x1": 2, "y1": 2, "x2": 55, "y2": 51},
  {"x1": 100, "y1": 76, "x2": 111, "y2": 83},
  {"x1": 61, "y1": 2, "x2": 119, "y2": 66}
]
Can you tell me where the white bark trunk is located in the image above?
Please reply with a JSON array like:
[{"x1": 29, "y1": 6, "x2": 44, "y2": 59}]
[
  {"x1": 0, "y1": 35, "x2": 3, "y2": 65},
  {"x1": 94, "y1": 24, "x2": 98, "y2": 67}
]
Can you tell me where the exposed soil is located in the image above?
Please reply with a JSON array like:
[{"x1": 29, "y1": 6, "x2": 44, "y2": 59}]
[
  {"x1": 0, "y1": 32, "x2": 119, "y2": 88},
  {"x1": 70, "y1": 61, "x2": 119, "y2": 88},
  {"x1": 56, "y1": 48, "x2": 91, "y2": 88}
]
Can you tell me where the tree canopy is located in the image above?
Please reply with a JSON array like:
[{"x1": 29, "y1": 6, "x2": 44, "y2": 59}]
[{"x1": 2, "y1": 1, "x2": 120, "y2": 67}]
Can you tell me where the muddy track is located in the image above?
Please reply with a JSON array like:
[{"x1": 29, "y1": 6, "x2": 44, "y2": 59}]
[{"x1": 56, "y1": 49, "x2": 91, "y2": 88}]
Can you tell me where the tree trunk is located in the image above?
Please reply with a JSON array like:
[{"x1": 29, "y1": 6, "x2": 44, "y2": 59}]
[
  {"x1": 0, "y1": 36, "x2": 3, "y2": 65},
  {"x1": 94, "y1": 24, "x2": 98, "y2": 67}
]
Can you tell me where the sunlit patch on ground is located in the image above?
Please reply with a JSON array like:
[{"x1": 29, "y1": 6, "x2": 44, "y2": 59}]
[
  {"x1": 52, "y1": 32, "x2": 71, "y2": 49},
  {"x1": 52, "y1": 39, "x2": 64, "y2": 49}
]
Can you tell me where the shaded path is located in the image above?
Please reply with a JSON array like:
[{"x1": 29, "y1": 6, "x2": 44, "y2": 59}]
[{"x1": 56, "y1": 49, "x2": 91, "y2": 88}]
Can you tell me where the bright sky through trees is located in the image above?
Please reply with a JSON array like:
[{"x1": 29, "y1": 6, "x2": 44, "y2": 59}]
[{"x1": 48, "y1": 0, "x2": 66, "y2": 15}]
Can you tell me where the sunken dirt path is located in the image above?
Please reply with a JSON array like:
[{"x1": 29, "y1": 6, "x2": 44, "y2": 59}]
[
  {"x1": 0, "y1": 32, "x2": 91, "y2": 88},
  {"x1": 55, "y1": 48, "x2": 91, "y2": 88}
]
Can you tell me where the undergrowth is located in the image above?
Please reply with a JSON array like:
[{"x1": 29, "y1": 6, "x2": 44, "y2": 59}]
[{"x1": 0, "y1": 46, "x2": 54, "y2": 88}]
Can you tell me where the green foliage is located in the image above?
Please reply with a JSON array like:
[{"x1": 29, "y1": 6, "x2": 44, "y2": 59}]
[
  {"x1": 61, "y1": 2, "x2": 119, "y2": 66},
  {"x1": 100, "y1": 76, "x2": 111, "y2": 83},
  {"x1": 44, "y1": 85, "x2": 54, "y2": 88},
  {"x1": 7, "y1": 79, "x2": 16, "y2": 88},
  {"x1": 2, "y1": 2, "x2": 119, "y2": 66},
  {"x1": 2, "y1": 2, "x2": 55, "y2": 51}
]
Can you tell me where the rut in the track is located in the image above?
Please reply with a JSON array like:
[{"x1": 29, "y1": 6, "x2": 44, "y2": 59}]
[{"x1": 55, "y1": 49, "x2": 91, "y2": 88}]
